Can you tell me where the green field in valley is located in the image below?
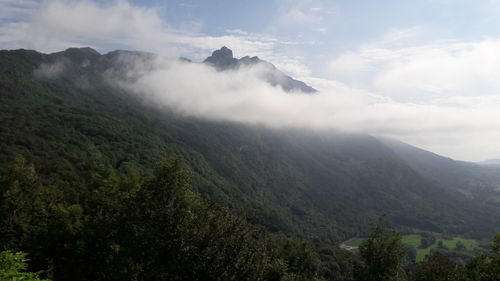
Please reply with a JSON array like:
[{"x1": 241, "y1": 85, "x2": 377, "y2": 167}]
[
  {"x1": 343, "y1": 233, "x2": 480, "y2": 262},
  {"x1": 344, "y1": 238, "x2": 364, "y2": 247}
]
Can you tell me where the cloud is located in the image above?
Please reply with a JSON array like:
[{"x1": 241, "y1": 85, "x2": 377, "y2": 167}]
[
  {"x1": 324, "y1": 30, "x2": 500, "y2": 160},
  {"x1": 272, "y1": 0, "x2": 333, "y2": 35},
  {"x1": 328, "y1": 35, "x2": 500, "y2": 100},
  {"x1": 106, "y1": 55, "x2": 500, "y2": 162},
  {"x1": 0, "y1": 0, "x2": 189, "y2": 55},
  {"x1": 0, "y1": 0, "x2": 311, "y2": 77},
  {"x1": 0, "y1": 0, "x2": 38, "y2": 20},
  {"x1": 34, "y1": 59, "x2": 68, "y2": 78}
]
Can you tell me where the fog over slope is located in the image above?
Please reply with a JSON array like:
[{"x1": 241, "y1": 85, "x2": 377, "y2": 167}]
[
  {"x1": 91, "y1": 49, "x2": 498, "y2": 162},
  {"x1": 4, "y1": 0, "x2": 500, "y2": 161}
]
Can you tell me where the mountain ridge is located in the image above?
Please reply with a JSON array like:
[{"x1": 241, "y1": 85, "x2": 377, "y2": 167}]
[
  {"x1": 0, "y1": 47, "x2": 499, "y2": 243},
  {"x1": 203, "y1": 46, "x2": 317, "y2": 93},
  {"x1": 23, "y1": 46, "x2": 317, "y2": 94}
]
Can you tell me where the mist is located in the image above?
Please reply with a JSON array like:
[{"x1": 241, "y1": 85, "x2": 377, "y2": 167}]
[{"x1": 109, "y1": 55, "x2": 500, "y2": 162}]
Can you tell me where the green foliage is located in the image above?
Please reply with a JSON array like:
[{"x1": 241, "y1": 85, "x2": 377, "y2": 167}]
[
  {"x1": 437, "y1": 240, "x2": 447, "y2": 249},
  {"x1": 492, "y1": 232, "x2": 500, "y2": 256},
  {"x1": 126, "y1": 158, "x2": 270, "y2": 281},
  {"x1": 411, "y1": 232, "x2": 500, "y2": 281},
  {"x1": 0, "y1": 251, "x2": 50, "y2": 281},
  {"x1": 343, "y1": 232, "x2": 481, "y2": 263},
  {"x1": 455, "y1": 241, "x2": 466, "y2": 251},
  {"x1": 2, "y1": 155, "x2": 500, "y2": 281},
  {"x1": 0, "y1": 157, "x2": 355, "y2": 281},
  {"x1": 465, "y1": 253, "x2": 492, "y2": 281},
  {"x1": 344, "y1": 238, "x2": 364, "y2": 247},
  {"x1": 413, "y1": 253, "x2": 466, "y2": 281},
  {"x1": 405, "y1": 245, "x2": 417, "y2": 264},
  {"x1": 269, "y1": 236, "x2": 322, "y2": 281},
  {"x1": 419, "y1": 238, "x2": 429, "y2": 249},
  {"x1": 355, "y1": 216, "x2": 408, "y2": 281}
]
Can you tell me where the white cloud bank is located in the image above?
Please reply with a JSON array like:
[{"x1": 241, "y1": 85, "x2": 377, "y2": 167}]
[
  {"x1": 1, "y1": 1, "x2": 500, "y2": 161},
  {"x1": 110, "y1": 56, "x2": 500, "y2": 162},
  {"x1": 326, "y1": 31, "x2": 500, "y2": 160},
  {"x1": 329, "y1": 38, "x2": 500, "y2": 100}
]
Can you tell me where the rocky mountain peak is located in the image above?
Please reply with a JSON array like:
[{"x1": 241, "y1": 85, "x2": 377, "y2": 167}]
[
  {"x1": 203, "y1": 46, "x2": 317, "y2": 93},
  {"x1": 215, "y1": 46, "x2": 233, "y2": 58},
  {"x1": 203, "y1": 46, "x2": 238, "y2": 70}
]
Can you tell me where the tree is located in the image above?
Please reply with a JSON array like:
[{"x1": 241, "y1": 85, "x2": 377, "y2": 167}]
[
  {"x1": 492, "y1": 233, "x2": 500, "y2": 257},
  {"x1": 455, "y1": 241, "x2": 466, "y2": 251},
  {"x1": 437, "y1": 240, "x2": 447, "y2": 250},
  {"x1": 406, "y1": 245, "x2": 417, "y2": 264},
  {"x1": 465, "y1": 232, "x2": 500, "y2": 281},
  {"x1": 487, "y1": 233, "x2": 500, "y2": 280},
  {"x1": 125, "y1": 158, "x2": 271, "y2": 281},
  {"x1": 413, "y1": 252, "x2": 466, "y2": 281},
  {"x1": 466, "y1": 253, "x2": 491, "y2": 281},
  {"x1": 355, "y1": 216, "x2": 408, "y2": 281},
  {"x1": 268, "y1": 235, "x2": 322, "y2": 281},
  {"x1": 0, "y1": 251, "x2": 50, "y2": 281},
  {"x1": 419, "y1": 238, "x2": 429, "y2": 249}
]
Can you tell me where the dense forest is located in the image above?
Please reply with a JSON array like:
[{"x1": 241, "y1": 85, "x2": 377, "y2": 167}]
[
  {"x1": 1, "y1": 47, "x2": 500, "y2": 280},
  {"x1": 1, "y1": 156, "x2": 499, "y2": 280},
  {"x1": 0, "y1": 156, "x2": 357, "y2": 281}
]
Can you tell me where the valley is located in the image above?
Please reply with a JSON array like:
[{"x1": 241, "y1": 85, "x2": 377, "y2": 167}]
[{"x1": 344, "y1": 232, "x2": 483, "y2": 262}]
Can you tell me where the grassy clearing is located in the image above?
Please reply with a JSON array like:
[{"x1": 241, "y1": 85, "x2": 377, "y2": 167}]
[
  {"x1": 343, "y1": 233, "x2": 480, "y2": 262},
  {"x1": 416, "y1": 244, "x2": 436, "y2": 261},
  {"x1": 401, "y1": 234, "x2": 430, "y2": 261},
  {"x1": 414, "y1": 236, "x2": 479, "y2": 261},
  {"x1": 344, "y1": 238, "x2": 365, "y2": 247},
  {"x1": 442, "y1": 237, "x2": 478, "y2": 250},
  {"x1": 401, "y1": 234, "x2": 422, "y2": 247}
]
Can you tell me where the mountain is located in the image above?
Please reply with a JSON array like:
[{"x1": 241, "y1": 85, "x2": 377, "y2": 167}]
[
  {"x1": 203, "y1": 46, "x2": 317, "y2": 93},
  {"x1": 1, "y1": 47, "x2": 499, "y2": 244},
  {"x1": 380, "y1": 137, "x2": 500, "y2": 204}
]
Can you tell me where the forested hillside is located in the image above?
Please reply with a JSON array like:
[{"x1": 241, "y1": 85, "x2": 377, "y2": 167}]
[
  {"x1": 380, "y1": 138, "x2": 500, "y2": 204},
  {"x1": 1, "y1": 47, "x2": 499, "y2": 243},
  {"x1": 2, "y1": 47, "x2": 500, "y2": 280}
]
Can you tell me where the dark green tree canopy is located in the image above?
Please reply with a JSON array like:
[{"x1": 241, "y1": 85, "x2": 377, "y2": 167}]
[{"x1": 355, "y1": 216, "x2": 408, "y2": 281}]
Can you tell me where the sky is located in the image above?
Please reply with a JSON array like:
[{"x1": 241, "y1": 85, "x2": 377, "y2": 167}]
[{"x1": 2, "y1": 0, "x2": 500, "y2": 161}]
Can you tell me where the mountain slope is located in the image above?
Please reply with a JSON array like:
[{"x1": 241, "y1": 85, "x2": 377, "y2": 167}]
[
  {"x1": 1, "y1": 47, "x2": 499, "y2": 242},
  {"x1": 203, "y1": 46, "x2": 317, "y2": 93},
  {"x1": 380, "y1": 137, "x2": 500, "y2": 204}
]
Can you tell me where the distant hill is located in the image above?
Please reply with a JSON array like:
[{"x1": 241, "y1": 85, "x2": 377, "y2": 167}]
[
  {"x1": 0, "y1": 47, "x2": 499, "y2": 243},
  {"x1": 380, "y1": 137, "x2": 500, "y2": 203}
]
